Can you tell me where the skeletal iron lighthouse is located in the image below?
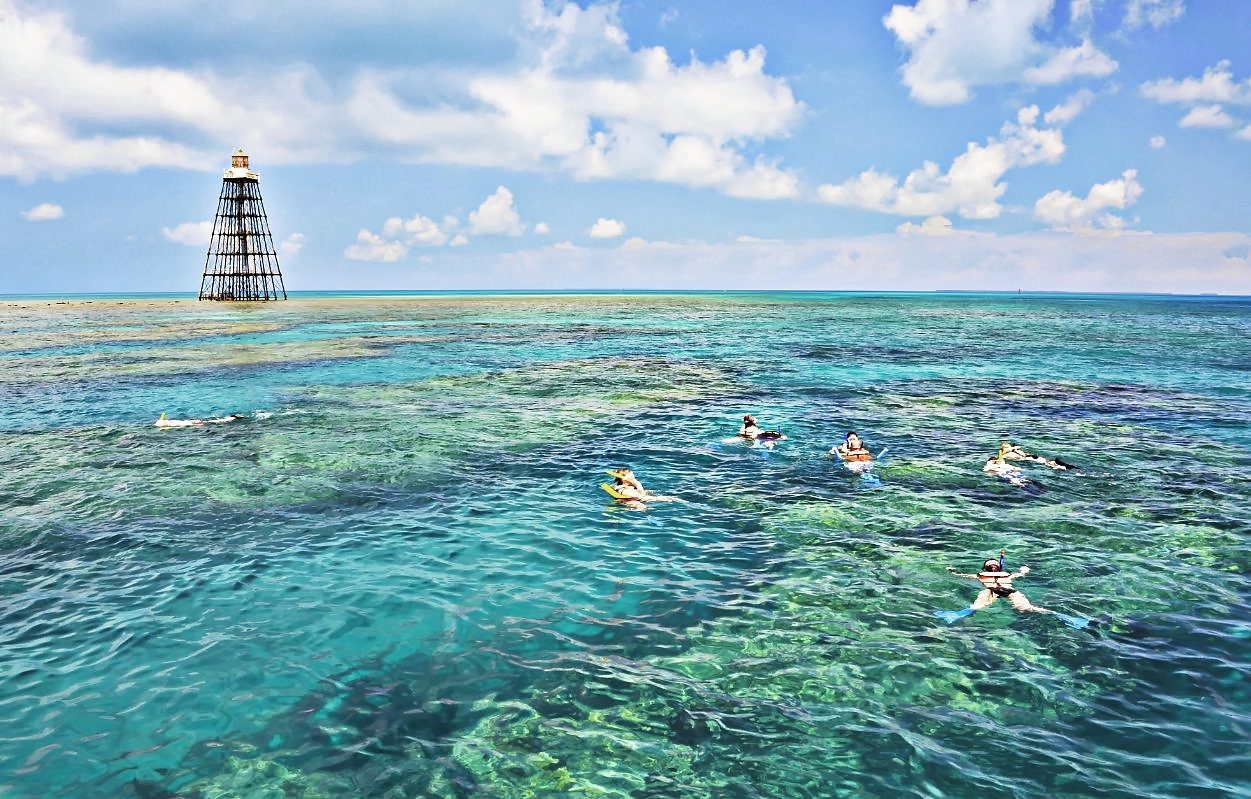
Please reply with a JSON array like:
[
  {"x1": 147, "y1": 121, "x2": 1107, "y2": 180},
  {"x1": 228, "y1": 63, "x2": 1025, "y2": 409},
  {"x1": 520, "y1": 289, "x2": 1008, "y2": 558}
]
[{"x1": 198, "y1": 148, "x2": 287, "y2": 301}]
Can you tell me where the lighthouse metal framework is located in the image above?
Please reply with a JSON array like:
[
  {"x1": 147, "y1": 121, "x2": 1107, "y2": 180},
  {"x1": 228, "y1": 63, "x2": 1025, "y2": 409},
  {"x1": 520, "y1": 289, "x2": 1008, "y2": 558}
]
[{"x1": 198, "y1": 148, "x2": 287, "y2": 301}]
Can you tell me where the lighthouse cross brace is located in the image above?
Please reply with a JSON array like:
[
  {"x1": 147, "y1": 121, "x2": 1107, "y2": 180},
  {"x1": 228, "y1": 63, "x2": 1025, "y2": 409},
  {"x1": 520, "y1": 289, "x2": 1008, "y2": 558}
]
[{"x1": 198, "y1": 155, "x2": 287, "y2": 302}]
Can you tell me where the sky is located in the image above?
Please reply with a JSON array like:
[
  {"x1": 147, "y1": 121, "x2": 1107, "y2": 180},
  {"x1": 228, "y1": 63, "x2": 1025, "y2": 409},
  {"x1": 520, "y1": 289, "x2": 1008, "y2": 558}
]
[{"x1": 1, "y1": 0, "x2": 1250, "y2": 294}]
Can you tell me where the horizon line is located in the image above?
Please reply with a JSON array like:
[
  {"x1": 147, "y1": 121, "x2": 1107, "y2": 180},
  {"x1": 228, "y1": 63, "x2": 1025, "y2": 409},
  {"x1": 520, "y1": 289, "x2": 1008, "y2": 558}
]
[{"x1": 2, "y1": 288, "x2": 1248, "y2": 301}]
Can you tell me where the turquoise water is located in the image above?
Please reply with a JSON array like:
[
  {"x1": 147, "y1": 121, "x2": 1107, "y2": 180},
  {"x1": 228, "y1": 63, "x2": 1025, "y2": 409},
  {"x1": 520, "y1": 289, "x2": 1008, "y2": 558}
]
[{"x1": 1, "y1": 292, "x2": 1249, "y2": 798}]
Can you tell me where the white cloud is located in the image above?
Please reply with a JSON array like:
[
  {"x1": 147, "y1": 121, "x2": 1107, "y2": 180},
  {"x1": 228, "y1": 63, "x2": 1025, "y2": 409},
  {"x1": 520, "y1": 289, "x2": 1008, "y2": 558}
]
[
  {"x1": 373, "y1": 4, "x2": 802, "y2": 197},
  {"x1": 1034, "y1": 169, "x2": 1143, "y2": 230},
  {"x1": 161, "y1": 220, "x2": 212, "y2": 247},
  {"x1": 1239, "y1": 125, "x2": 1251, "y2": 142},
  {"x1": 469, "y1": 186, "x2": 524, "y2": 236},
  {"x1": 280, "y1": 232, "x2": 307, "y2": 258},
  {"x1": 344, "y1": 229, "x2": 408, "y2": 262},
  {"x1": 523, "y1": 0, "x2": 629, "y2": 70},
  {"x1": 723, "y1": 158, "x2": 801, "y2": 200},
  {"x1": 383, "y1": 213, "x2": 457, "y2": 246},
  {"x1": 346, "y1": 212, "x2": 461, "y2": 261},
  {"x1": 1044, "y1": 89, "x2": 1096, "y2": 125},
  {"x1": 882, "y1": 0, "x2": 1117, "y2": 105},
  {"x1": 0, "y1": 1, "x2": 309, "y2": 180},
  {"x1": 450, "y1": 233, "x2": 469, "y2": 246},
  {"x1": 552, "y1": 240, "x2": 578, "y2": 250},
  {"x1": 1140, "y1": 61, "x2": 1251, "y2": 106},
  {"x1": 1141, "y1": 62, "x2": 1251, "y2": 133},
  {"x1": 1124, "y1": 0, "x2": 1185, "y2": 30},
  {"x1": 897, "y1": 215, "x2": 956, "y2": 236},
  {"x1": 1069, "y1": 0, "x2": 1096, "y2": 32},
  {"x1": 0, "y1": 0, "x2": 804, "y2": 198},
  {"x1": 1023, "y1": 41, "x2": 1117, "y2": 85},
  {"x1": 817, "y1": 107, "x2": 1065, "y2": 219},
  {"x1": 0, "y1": 95, "x2": 206, "y2": 182},
  {"x1": 1178, "y1": 104, "x2": 1235, "y2": 128},
  {"x1": 533, "y1": 222, "x2": 551, "y2": 234},
  {"x1": 500, "y1": 36, "x2": 803, "y2": 197},
  {"x1": 21, "y1": 202, "x2": 63, "y2": 221},
  {"x1": 1149, "y1": 135, "x2": 1166, "y2": 149},
  {"x1": 588, "y1": 217, "x2": 626, "y2": 238}
]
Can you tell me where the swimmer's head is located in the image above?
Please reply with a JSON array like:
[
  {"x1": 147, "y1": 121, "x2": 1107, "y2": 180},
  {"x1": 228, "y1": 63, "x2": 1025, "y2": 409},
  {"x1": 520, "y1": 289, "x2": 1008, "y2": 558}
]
[
  {"x1": 743, "y1": 415, "x2": 756, "y2": 424},
  {"x1": 983, "y1": 558, "x2": 1002, "y2": 571}
]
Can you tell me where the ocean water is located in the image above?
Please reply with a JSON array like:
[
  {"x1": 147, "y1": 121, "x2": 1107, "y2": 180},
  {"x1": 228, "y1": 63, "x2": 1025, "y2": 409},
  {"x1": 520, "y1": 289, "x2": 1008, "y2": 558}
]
[{"x1": 1, "y1": 292, "x2": 1248, "y2": 799}]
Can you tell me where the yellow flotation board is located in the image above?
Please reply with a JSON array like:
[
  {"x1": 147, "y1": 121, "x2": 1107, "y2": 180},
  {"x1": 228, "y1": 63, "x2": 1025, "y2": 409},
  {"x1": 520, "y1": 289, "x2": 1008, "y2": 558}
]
[{"x1": 600, "y1": 483, "x2": 633, "y2": 499}]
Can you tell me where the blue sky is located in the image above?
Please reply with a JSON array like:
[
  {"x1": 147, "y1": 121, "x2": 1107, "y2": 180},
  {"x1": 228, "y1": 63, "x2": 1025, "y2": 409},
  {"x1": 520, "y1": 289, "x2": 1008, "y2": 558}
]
[{"x1": 2, "y1": 0, "x2": 1249, "y2": 293}]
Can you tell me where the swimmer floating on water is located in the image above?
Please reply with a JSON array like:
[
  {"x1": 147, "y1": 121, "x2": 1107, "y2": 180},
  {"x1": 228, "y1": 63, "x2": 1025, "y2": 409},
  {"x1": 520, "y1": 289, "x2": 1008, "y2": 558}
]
[
  {"x1": 983, "y1": 454, "x2": 1030, "y2": 486},
  {"x1": 934, "y1": 549, "x2": 1089, "y2": 629},
  {"x1": 601, "y1": 469, "x2": 678, "y2": 505},
  {"x1": 154, "y1": 412, "x2": 247, "y2": 428},
  {"x1": 985, "y1": 440, "x2": 1075, "y2": 486},
  {"x1": 738, "y1": 414, "x2": 785, "y2": 441},
  {"x1": 832, "y1": 431, "x2": 874, "y2": 463},
  {"x1": 996, "y1": 440, "x2": 1076, "y2": 471}
]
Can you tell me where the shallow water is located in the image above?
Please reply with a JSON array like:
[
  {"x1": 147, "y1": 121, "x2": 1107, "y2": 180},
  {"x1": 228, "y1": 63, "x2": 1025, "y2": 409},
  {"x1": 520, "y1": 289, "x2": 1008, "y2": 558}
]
[{"x1": 1, "y1": 292, "x2": 1249, "y2": 798}]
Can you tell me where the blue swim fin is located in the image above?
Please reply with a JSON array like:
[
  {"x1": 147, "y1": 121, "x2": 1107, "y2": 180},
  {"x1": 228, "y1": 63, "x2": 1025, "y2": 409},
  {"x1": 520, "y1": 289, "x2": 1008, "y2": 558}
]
[
  {"x1": 1053, "y1": 612, "x2": 1091, "y2": 630},
  {"x1": 933, "y1": 607, "x2": 975, "y2": 624}
]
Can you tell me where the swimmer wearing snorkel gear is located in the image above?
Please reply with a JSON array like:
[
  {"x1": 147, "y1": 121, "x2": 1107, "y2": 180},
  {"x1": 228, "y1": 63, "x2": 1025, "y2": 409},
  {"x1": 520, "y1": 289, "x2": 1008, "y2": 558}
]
[
  {"x1": 832, "y1": 431, "x2": 873, "y2": 462},
  {"x1": 936, "y1": 549, "x2": 1091, "y2": 629},
  {"x1": 155, "y1": 413, "x2": 205, "y2": 428},
  {"x1": 602, "y1": 469, "x2": 677, "y2": 504},
  {"x1": 983, "y1": 453, "x2": 1029, "y2": 486},
  {"x1": 997, "y1": 440, "x2": 1076, "y2": 471},
  {"x1": 946, "y1": 550, "x2": 1047, "y2": 614},
  {"x1": 609, "y1": 468, "x2": 647, "y2": 499},
  {"x1": 738, "y1": 415, "x2": 785, "y2": 441}
]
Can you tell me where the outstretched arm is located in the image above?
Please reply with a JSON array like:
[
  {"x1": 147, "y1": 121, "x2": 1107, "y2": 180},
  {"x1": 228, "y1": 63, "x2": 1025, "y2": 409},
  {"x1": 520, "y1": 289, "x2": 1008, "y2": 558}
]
[
  {"x1": 1007, "y1": 566, "x2": 1031, "y2": 579},
  {"x1": 945, "y1": 567, "x2": 980, "y2": 580}
]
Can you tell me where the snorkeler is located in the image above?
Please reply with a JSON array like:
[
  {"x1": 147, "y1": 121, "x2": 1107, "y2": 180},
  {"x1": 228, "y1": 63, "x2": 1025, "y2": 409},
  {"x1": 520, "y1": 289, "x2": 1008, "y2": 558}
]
[
  {"x1": 935, "y1": 550, "x2": 1090, "y2": 629},
  {"x1": 946, "y1": 550, "x2": 1046, "y2": 614},
  {"x1": 737, "y1": 415, "x2": 785, "y2": 441},
  {"x1": 601, "y1": 469, "x2": 677, "y2": 504},
  {"x1": 155, "y1": 412, "x2": 248, "y2": 428},
  {"x1": 832, "y1": 431, "x2": 873, "y2": 462},
  {"x1": 983, "y1": 454, "x2": 1030, "y2": 487},
  {"x1": 997, "y1": 441, "x2": 1075, "y2": 470},
  {"x1": 155, "y1": 413, "x2": 204, "y2": 428}
]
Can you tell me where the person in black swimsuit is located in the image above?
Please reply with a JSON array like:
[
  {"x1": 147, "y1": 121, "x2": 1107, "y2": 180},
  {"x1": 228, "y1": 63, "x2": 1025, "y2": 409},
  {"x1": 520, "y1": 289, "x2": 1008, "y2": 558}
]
[{"x1": 946, "y1": 550, "x2": 1048, "y2": 614}]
